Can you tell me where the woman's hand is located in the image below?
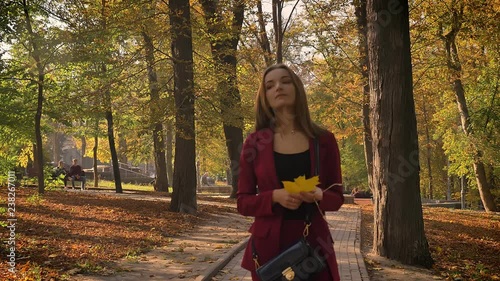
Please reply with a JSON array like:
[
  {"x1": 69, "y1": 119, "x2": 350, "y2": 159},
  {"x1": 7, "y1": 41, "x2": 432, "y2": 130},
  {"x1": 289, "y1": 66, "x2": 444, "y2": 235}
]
[
  {"x1": 299, "y1": 187, "x2": 323, "y2": 203},
  {"x1": 272, "y1": 189, "x2": 303, "y2": 210}
]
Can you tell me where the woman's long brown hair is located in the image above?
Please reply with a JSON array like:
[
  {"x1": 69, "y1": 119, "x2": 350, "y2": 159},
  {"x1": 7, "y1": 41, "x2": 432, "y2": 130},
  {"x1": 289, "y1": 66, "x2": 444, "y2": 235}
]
[{"x1": 255, "y1": 64, "x2": 324, "y2": 138}]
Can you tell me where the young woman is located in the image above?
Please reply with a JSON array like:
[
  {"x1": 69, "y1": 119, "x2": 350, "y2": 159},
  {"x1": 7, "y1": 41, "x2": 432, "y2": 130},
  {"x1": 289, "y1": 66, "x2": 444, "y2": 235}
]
[{"x1": 237, "y1": 64, "x2": 344, "y2": 280}]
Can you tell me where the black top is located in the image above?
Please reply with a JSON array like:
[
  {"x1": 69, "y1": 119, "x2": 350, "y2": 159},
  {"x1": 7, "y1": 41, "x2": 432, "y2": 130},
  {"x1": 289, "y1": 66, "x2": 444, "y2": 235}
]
[{"x1": 274, "y1": 150, "x2": 314, "y2": 220}]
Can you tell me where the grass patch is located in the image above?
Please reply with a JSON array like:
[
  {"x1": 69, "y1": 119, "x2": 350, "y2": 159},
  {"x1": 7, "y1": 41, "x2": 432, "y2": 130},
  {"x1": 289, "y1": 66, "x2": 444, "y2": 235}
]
[{"x1": 95, "y1": 180, "x2": 174, "y2": 193}]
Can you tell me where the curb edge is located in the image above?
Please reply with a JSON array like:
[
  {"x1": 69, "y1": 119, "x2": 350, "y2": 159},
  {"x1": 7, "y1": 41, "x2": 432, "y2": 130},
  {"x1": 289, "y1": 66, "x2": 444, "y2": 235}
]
[{"x1": 195, "y1": 236, "x2": 250, "y2": 281}]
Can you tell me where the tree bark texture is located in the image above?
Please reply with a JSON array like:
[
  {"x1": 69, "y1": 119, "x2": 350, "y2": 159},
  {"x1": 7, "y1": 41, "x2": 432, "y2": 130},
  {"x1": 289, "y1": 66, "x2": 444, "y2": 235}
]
[
  {"x1": 367, "y1": 0, "x2": 433, "y2": 267},
  {"x1": 169, "y1": 0, "x2": 197, "y2": 213},
  {"x1": 166, "y1": 122, "x2": 174, "y2": 187},
  {"x1": 200, "y1": 0, "x2": 245, "y2": 198},
  {"x1": 143, "y1": 30, "x2": 169, "y2": 192}
]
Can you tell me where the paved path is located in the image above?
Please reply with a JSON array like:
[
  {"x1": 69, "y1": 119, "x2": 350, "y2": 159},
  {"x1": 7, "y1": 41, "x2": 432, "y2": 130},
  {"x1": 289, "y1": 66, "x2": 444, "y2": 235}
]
[
  {"x1": 65, "y1": 189, "x2": 368, "y2": 281},
  {"x1": 209, "y1": 205, "x2": 369, "y2": 281}
]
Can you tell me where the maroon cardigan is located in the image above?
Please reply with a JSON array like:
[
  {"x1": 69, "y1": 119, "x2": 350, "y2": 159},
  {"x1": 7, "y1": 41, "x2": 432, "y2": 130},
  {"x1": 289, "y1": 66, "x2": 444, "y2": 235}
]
[{"x1": 237, "y1": 128, "x2": 344, "y2": 280}]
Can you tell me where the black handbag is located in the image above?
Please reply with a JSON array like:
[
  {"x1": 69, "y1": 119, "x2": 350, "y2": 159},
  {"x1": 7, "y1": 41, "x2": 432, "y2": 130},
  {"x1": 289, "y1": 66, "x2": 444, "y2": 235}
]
[
  {"x1": 254, "y1": 230, "x2": 326, "y2": 281},
  {"x1": 253, "y1": 139, "x2": 325, "y2": 281}
]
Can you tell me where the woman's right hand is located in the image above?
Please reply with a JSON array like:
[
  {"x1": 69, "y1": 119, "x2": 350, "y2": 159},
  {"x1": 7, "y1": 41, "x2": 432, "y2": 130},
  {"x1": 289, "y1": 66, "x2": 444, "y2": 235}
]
[{"x1": 272, "y1": 189, "x2": 303, "y2": 210}]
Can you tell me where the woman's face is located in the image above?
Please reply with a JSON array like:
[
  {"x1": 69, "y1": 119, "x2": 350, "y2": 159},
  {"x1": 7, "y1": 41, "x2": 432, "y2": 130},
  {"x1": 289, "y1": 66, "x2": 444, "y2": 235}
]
[{"x1": 264, "y1": 68, "x2": 296, "y2": 112}]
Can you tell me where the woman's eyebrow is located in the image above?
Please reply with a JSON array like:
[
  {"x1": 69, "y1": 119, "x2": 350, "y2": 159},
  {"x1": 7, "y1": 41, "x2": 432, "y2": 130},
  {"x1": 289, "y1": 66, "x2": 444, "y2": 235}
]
[{"x1": 265, "y1": 75, "x2": 290, "y2": 83}]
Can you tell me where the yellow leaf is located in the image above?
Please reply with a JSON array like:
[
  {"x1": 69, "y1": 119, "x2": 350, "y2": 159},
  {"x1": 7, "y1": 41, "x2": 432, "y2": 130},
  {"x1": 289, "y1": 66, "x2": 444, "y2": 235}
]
[
  {"x1": 282, "y1": 175, "x2": 320, "y2": 194},
  {"x1": 282, "y1": 181, "x2": 301, "y2": 193}
]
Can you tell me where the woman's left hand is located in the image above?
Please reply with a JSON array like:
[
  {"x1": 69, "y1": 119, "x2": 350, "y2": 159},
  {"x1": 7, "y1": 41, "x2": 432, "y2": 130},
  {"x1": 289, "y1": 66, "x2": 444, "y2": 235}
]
[{"x1": 299, "y1": 187, "x2": 323, "y2": 203}]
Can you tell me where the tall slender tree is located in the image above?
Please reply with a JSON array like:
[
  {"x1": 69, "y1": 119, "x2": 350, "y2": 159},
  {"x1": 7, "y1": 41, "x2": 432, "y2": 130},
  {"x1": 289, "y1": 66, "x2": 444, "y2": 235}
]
[
  {"x1": 101, "y1": 0, "x2": 122, "y2": 193},
  {"x1": 353, "y1": 0, "x2": 373, "y2": 192},
  {"x1": 438, "y1": 1, "x2": 496, "y2": 212},
  {"x1": 21, "y1": 0, "x2": 46, "y2": 194},
  {"x1": 271, "y1": 0, "x2": 300, "y2": 64},
  {"x1": 169, "y1": 0, "x2": 197, "y2": 213},
  {"x1": 256, "y1": 0, "x2": 272, "y2": 66},
  {"x1": 367, "y1": 0, "x2": 433, "y2": 266},
  {"x1": 272, "y1": 0, "x2": 283, "y2": 63},
  {"x1": 200, "y1": 0, "x2": 245, "y2": 198},
  {"x1": 142, "y1": 28, "x2": 169, "y2": 192}
]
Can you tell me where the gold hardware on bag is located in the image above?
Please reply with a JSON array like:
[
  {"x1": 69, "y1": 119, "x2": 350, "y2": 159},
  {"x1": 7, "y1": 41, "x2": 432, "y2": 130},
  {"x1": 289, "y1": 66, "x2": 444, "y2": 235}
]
[
  {"x1": 303, "y1": 222, "x2": 311, "y2": 237},
  {"x1": 282, "y1": 267, "x2": 295, "y2": 280},
  {"x1": 253, "y1": 257, "x2": 260, "y2": 269}
]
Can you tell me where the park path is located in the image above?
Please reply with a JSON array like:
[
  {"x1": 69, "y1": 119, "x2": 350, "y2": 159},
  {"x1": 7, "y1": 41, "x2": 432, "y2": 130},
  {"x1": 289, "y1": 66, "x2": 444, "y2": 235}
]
[
  {"x1": 67, "y1": 189, "x2": 368, "y2": 281},
  {"x1": 206, "y1": 205, "x2": 369, "y2": 281}
]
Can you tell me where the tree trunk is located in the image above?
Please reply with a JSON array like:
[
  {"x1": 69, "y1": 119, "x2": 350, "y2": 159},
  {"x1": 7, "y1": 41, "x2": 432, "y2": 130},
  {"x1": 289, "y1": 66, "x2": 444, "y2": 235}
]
[
  {"x1": 169, "y1": 0, "x2": 197, "y2": 214},
  {"x1": 422, "y1": 99, "x2": 433, "y2": 199},
  {"x1": 166, "y1": 122, "x2": 173, "y2": 187},
  {"x1": 446, "y1": 158, "x2": 452, "y2": 200},
  {"x1": 272, "y1": 0, "x2": 283, "y2": 63},
  {"x1": 142, "y1": 30, "x2": 169, "y2": 192},
  {"x1": 196, "y1": 159, "x2": 201, "y2": 191},
  {"x1": 440, "y1": 5, "x2": 497, "y2": 212},
  {"x1": 22, "y1": 0, "x2": 45, "y2": 194},
  {"x1": 152, "y1": 126, "x2": 168, "y2": 192},
  {"x1": 35, "y1": 76, "x2": 44, "y2": 194},
  {"x1": 101, "y1": 0, "x2": 122, "y2": 193},
  {"x1": 200, "y1": 0, "x2": 245, "y2": 199},
  {"x1": 53, "y1": 130, "x2": 64, "y2": 164},
  {"x1": 454, "y1": 67, "x2": 496, "y2": 211},
  {"x1": 81, "y1": 135, "x2": 86, "y2": 166},
  {"x1": 367, "y1": 0, "x2": 433, "y2": 267},
  {"x1": 354, "y1": 0, "x2": 373, "y2": 193},
  {"x1": 117, "y1": 133, "x2": 127, "y2": 164},
  {"x1": 105, "y1": 94, "x2": 122, "y2": 193},
  {"x1": 224, "y1": 124, "x2": 243, "y2": 198},
  {"x1": 256, "y1": 0, "x2": 273, "y2": 66},
  {"x1": 461, "y1": 175, "x2": 467, "y2": 209},
  {"x1": 93, "y1": 133, "x2": 99, "y2": 187}
]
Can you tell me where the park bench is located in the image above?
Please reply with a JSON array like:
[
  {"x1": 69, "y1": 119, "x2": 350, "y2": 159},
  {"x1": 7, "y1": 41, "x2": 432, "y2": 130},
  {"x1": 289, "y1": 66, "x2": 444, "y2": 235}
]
[{"x1": 69, "y1": 180, "x2": 85, "y2": 190}]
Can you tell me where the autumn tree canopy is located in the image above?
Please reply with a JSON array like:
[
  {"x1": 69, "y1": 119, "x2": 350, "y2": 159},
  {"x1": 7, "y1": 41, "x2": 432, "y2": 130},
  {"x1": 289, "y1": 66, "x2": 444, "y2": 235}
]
[{"x1": 0, "y1": 0, "x2": 498, "y2": 212}]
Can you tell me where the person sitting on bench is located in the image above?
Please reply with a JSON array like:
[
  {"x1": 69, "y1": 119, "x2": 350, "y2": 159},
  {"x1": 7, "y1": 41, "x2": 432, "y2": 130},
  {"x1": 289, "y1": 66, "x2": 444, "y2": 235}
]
[
  {"x1": 68, "y1": 158, "x2": 86, "y2": 190},
  {"x1": 53, "y1": 160, "x2": 69, "y2": 187}
]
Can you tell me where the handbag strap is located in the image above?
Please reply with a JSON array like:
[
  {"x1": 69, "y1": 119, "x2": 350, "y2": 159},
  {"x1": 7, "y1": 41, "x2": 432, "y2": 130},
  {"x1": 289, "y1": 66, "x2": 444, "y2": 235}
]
[
  {"x1": 303, "y1": 137, "x2": 319, "y2": 236},
  {"x1": 252, "y1": 137, "x2": 320, "y2": 269},
  {"x1": 314, "y1": 137, "x2": 320, "y2": 176}
]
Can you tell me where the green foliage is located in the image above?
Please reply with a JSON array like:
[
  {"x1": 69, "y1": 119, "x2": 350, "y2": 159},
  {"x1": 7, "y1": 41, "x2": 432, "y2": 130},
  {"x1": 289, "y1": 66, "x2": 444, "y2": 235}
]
[
  {"x1": 43, "y1": 165, "x2": 62, "y2": 190},
  {"x1": 339, "y1": 137, "x2": 368, "y2": 190},
  {"x1": 26, "y1": 192, "x2": 44, "y2": 205},
  {"x1": 410, "y1": 0, "x2": 499, "y2": 204},
  {"x1": 0, "y1": 197, "x2": 7, "y2": 227}
]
